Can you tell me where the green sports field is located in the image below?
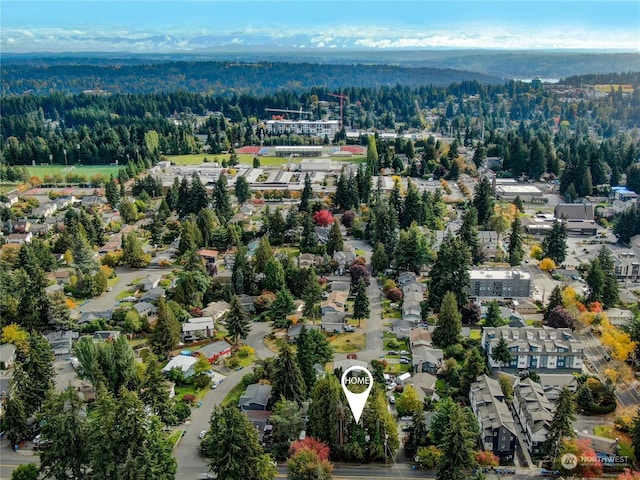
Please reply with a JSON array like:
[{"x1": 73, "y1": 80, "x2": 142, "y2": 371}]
[
  {"x1": 24, "y1": 164, "x2": 121, "y2": 179},
  {"x1": 166, "y1": 153, "x2": 366, "y2": 166}
]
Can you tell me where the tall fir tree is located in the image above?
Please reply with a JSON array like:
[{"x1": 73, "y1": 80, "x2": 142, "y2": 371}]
[
  {"x1": 508, "y1": 216, "x2": 525, "y2": 266},
  {"x1": 352, "y1": 279, "x2": 370, "y2": 327},
  {"x1": 428, "y1": 233, "x2": 471, "y2": 311},
  {"x1": 458, "y1": 207, "x2": 482, "y2": 265},
  {"x1": 544, "y1": 387, "x2": 576, "y2": 460},
  {"x1": 226, "y1": 295, "x2": 251, "y2": 345},
  {"x1": 273, "y1": 342, "x2": 306, "y2": 404},
  {"x1": 151, "y1": 297, "x2": 181, "y2": 358},
  {"x1": 299, "y1": 174, "x2": 313, "y2": 213},
  {"x1": 432, "y1": 292, "x2": 462, "y2": 349},
  {"x1": 542, "y1": 220, "x2": 568, "y2": 265},
  {"x1": 325, "y1": 219, "x2": 344, "y2": 256}
]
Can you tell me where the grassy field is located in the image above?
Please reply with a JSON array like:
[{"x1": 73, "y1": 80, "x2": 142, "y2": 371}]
[
  {"x1": 329, "y1": 332, "x2": 366, "y2": 352},
  {"x1": 222, "y1": 381, "x2": 246, "y2": 407},
  {"x1": 25, "y1": 164, "x2": 120, "y2": 179},
  {"x1": 470, "y1": 330, "x2": 482, "y2": 340}
]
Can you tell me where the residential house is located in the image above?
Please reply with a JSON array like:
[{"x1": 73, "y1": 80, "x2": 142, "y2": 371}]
[
  {"x1": 298, "y1": 253, "x2": 316, "y2": 268},
  {"x1": 403, "y1": 281, "x2": 424, "y2": 295},
  {"x1": 46, "y1": 330, "x2": 78, "y2": 357},
  {"x1": 29, "y1": 223, "x2": 52, "y2": 236},
  {"x1": 321, "y1": 291, "x2": 348, "y2": 314},
  {"x1": 287, "y1": 324, "x2": 304, "y2": 343},
  {"x1": 0, "y1": 344, "x2": 17, "y2": 370},
  {"x1": 469, "y1": 374, "x2": 518, "y2": 462},
  {"x1": 53, "y1": 195, "x2": 77, "y2": 210},
  {"x1": 239, "y1": 383, "x2": 272, "y2": 411},
  {"x1": 78, "y1": 309, "x2": 113, "y2": 325},
  {"x1": 13, "y1": 219, "x2": 31, "y2": 233},
  {"x1": 140, "y1": 274, "x2": 162, "y2": 292},
  {"x1": 237, "y1": 294, "x2": 257, "y2": 313},
  {"x1": 391, "y1": 319, "x2": 415, "y2": 340},
  {"x1": 410, "y1": 372, "x2": 439, "y2": 402},
  {"x1": 398, "y1": 271, "x2": 417, "y2": 287},
  {"x1": 412, "y1": 345, "x2": 443, "y2": 374},
  {"x1": 195, "y1": 341, "x2": 232, "y2": 363},
  {"x1": 133, "y1": 302, "x2": 157, "y2": 317},
  {"x1": 6, "y1": 232, "x2": 32, "y2": 244},
  {"x1": 576, "y1": 432, "x2": 620, "y2": 465},
  {"x1": 202, "y1": 300, "x2": 230, "y2": 321},
  {"x1": 321, "y1": 312, "x2": 346, "y2": 333},
  {"x1": 47, "y1": 270, "x2": 72, "y2": 285},
  {"x1": 402, "y1": 290, "x2": 423, "y2": 324},
  {"x1": 182, "y1": 317, "x2": 214, "y2": 339},
  {"x1": 483, "y1": 327, "x2": 584, "y2": 372},
  {"x1": 197, "y1": 249, "x2": 219, "y2": 262},
  {"x1": 1, "y1": 189, "x2": 19, "y2": 209},
  {"x1": 512, "y1": 378, "x2": 553, "y2": 456},
  {"x1": 396, "y1": 372, "x2": 412, "y2": 386},
  {"x1": 606, "y1": 308, "x2": 635, "y2": 327},
  {"x1": 229, "y1": 213, "x2": 248, "y2": 224},
  {"x1": 93, "y1": 331, "x2": 120, "y2": 342},
  {"x1": 162, "y1": 354, "x2": 198, "y2": 378},
  {"x1": 478, "y1": 230, "x2": 503, "y2": 260},
  {"x1": 480, "y1": 306, "x2": 526, "y2": 328},
  {"x1": 240, "y1": 204, "x2": 255, "y2": 216},
  {"x1": 0, "y1": 378, "x2": 9, "y2": 416},
  {"x1": 333, "y1": 250, "x2": 356, "y2": 275},
  {"x1": 30, "y1": 203, "x2": 57, "y2": 219},
  {"x1": 333, "y1": 359, "x2": 367, "y2": 374},
  {"x1": 409, "y1": 328, "x2": 432, "y2": 349},
  {"x1": 139, "y1": 287, "x2": 166, "y2": 303},
  {"x1": 536, "y1": 374, "x2": 579, "y2": 400},
  {"x1": 314, "y1": 226, "x2": 330, "y2": 244},
  {"x1": 606, "y1": 245, "x2": 640, "y2": 282},
  {"x1": 330, "y1": 281, "x2": 351, "y2": 294},
  {"x1": 81, "y1": 196, "x2": 106, "y2": 209}
]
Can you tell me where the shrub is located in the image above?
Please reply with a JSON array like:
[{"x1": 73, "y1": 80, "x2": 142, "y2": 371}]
[
  {"x1": 386, "y1": 288, "x2": 403, "y2": 302},
  {"x1": 181, "y1": 394, "x2": 197, "y2": 405},
  {"x1": 237, "y1": 345, "x2": 255, "y2": 358},
  {"x1": 382, "y1": 279, "x2": 397, "y2": 294}
]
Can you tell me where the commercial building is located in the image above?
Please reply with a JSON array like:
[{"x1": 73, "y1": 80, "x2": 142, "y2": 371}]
[
  {"x1": 606, "y1": 245, "x2": 640, "y2": 282},
  {"x1": 468, "y1": 268, "x2": 533, "y2": 299},
  {"x1": 494, "y1": 183, "x2": 544, "y2": 203},
  {"x1": 266, "y1": 120, "x2": 339, "y2": 138},
  {"x1": 482, "y1": 327, "x2": 584, "y2": 372}
]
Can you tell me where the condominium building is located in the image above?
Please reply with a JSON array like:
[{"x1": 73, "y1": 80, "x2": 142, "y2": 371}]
[
  {"x1": 468, "y1": 268, "x2": 533, "y2": 299},
  {"x1": 266, "y1": 119, "x2": 339, "y2": 137},
  {"x1": 482, "y1": 327, "x2": 584, "y2": 372}
]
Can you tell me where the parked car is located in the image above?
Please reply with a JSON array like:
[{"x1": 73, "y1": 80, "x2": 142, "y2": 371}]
[
  {"x1": 389, "y1": 395, "x2": 396, "y2": 404},
  {"x1": 399, "y1": 358, "x2": 411, "y2": 365},
  {"x1": 344, "y1": 325, "x2": 356, "y2": 332},
  {"x1": 211, "y1": 379, "x2": 223, "y2": 389},
  {"x1": 199, "y1": 430, "x2": 207, "y2": 439},
  {"x1": 400, "y1": 350, "x2": 409, "y2": 355},
  {"x1": 400, "y1": 356, "x2": 411, "y2": 362},
  {"x1": 386, "y1": 382, "x2": 397, "y2": 391},
  {"x1": 387, "y1": 351, "x2": 399, "y2": 356}
]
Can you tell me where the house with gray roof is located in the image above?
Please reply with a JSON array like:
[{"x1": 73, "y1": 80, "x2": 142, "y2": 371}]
[
  {"x1": 239, "y1": 384, "x2": 272, "y2": 411},
  {"x1": 139, "y1": 287, "x2": 165, "y2": 303},
  {"x1": 0, "y1": 344, "x2": 17, "y2": 370},
  {"x1": 133, "y1": 302, "x2": 157, "y2": 317},
  {"x1": 469, "y1": 374, "x2": 518, "y2": 462},
  {"x1": 513, "y1": 378, "x2": 553, "y2": 456},
  {"x1": 412, "y1": 345, "x2": 443, "y2": 374}
]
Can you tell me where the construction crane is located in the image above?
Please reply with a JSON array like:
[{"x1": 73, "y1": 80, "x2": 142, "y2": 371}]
[
  {"x1": 328, "y1": 92, "x2": 348, "y2": 130},
  {"x1": 265, "y1": 107, "x2": 312, "y2": 120}
]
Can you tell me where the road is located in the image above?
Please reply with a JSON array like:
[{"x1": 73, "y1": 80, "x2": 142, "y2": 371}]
[{"x1": 576, "y1": 328, "x2": 640, "y2": 408}]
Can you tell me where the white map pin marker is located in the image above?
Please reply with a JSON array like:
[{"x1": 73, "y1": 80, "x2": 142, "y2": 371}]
[{"x1": 341, "y1": 365, "x2": 374, "y2": 424}]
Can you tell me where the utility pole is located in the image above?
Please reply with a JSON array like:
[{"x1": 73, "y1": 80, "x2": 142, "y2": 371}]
[{"x1": 328, "y1": 92, "x2": 348, "y2": 131}]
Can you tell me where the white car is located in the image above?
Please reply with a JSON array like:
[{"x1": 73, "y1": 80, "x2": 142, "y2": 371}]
[
  {"x1": 199, "y1": 430, "x2": 207, "y2": 439},
  {"x1": 386, "y1": 382, "x2": 397, "y2": 391},
  {"x1": 388, "y1": 395, "x2": 396, "y2": 404}
]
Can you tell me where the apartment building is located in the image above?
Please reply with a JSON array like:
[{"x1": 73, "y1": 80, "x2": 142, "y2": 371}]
[{"x1": 468, "y1": 269, "x2": 533, "y2": 299}]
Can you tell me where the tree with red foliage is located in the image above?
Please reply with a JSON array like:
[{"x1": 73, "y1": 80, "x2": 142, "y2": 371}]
[
  {"x1": 386, "y1": 288, "x2": 403, "y2": 302},
  {"x1": 546, "y1": 306, "x2": 576, "y2": 330},
  {"x1": 349, "y1": 262, "x2": 370, "y2": 287},
  {"x1": 618, "y1": 469, "x2": 640, "y2": 480},
  {"x1": 313, "y1": 209, "x2": 334, "y2": 227},
  {"x1": 289, "y1": 437, "x2": 330, "y2": 461},
  {"x1": 557, "y1": 437, "x2": 603, "y2": 478},
  {"x1": 341, "y1": 210, "x2": 356, "y2": 228},
  {"x1": 475, "y1": 450, "x2": 499, "y2": 467}
]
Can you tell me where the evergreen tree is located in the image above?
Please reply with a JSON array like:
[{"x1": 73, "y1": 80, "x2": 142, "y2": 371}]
[
  {"x1": 4, "y1": 366, "x2": 31, "y2": 446},
  {"x1": 212, "y1": 174, "x2": 233, "y2": 222},
  {"x1": 263, "y1": 257, "x2": 285, "y2": 293},
  {"x1": 586, "y1": 258, "x2": 606, "y2": 304},
  {"x1": 140, "y1": 353, "x2": 173, "y2": 423},
  {"x1": 325, "y1": 219, "x2": 344, "y2": 256},
  {"x1": 176, "y1": 177, "x2": 191, "y2": 218},
  {"x1": 366, "y1": 135, "x2": 379, "y2": 173},
  {"x1": 204, "y1": 405, "x2": 276, "y2": 480},
  {"x1": 231, "y1": 246, "x2": 254, "y2": 296},
  {"x1": 270, "y1": 399, "x2": 305, "y2": 446},
  {"x1": 188, "y1": 172, "x2": 209, "y2": 214},
  {"x1": 544, "y1": 387, "x2": 576, "y2": 461},
  {"x1": 253, "y1": 236, "x2": 273, "y2": 274},
  {"x1": 432, "y1": 292, "x2": 462, "y2": 349},
  {"x1": 196, "y1": 208, "x2": 219, "y2": 249},
  {"x1": 47, "y1": 290, "x2": 73, "y2": 330},
  {"x1": 491, "y1": 337, "x2": 513, "y2": 369},
  {"x1": 370, "y1": 241, "x2": 390, "y2": 274},
  {"x1": 406, "y1": 406, "x2": 429, "y2": 457},
  {"x1": 151, "y1": 298, "x2": 181, "y2": 358},
  {"x1": 105, "y1": 175, "x2": 120, "y2": 208},
  {"x1": 121, "y1": 231, "x2": 150, "y2": 268},
  {"x1": 21, "y1": 332, "x2": 56, "y2": 411},
  {"x1": 428, "y1": 233, "x2": 471, "y2": 311},
  {"x1": 597, "y1": 246, "x2": 619, "y2": 308},
  {"x1": 472, "y1": 177, "x2": 495, "y2": 226},
  {"x1": 295, "y1": 326, "x2": 317, "y2": 393},
  {"x1": 273, "y1": 342, "x2": 306, "y2": 404},
  {"x1": 299, "y1": 174, "x2": 313, "y2": 213},
  {"x1": 401, "y1": 179, "x2": 422, "y2": 228},
  {"x1": 458, "y1": 207, "x2": 482, "y2": 265},
  {"x1": 395, "y1": 224, "x2": 431, "y2": 274},
  {"x1": 484, "y1": 300, "x2": 503, "y2": 327},
  {"x1": 308, "y1": 375, "x2": 341, "y2": 452},
  {"x1": 542, "y1": 220, "x2": 568, "y2": 265},
  {"x1": 369, "y1": 204, "x2": 398, "y2": 257},
  {"x1": 302, "y1": 268, "x2": 323, "y2": 324},
  {"x1": 630, "y1": 408, "x2": 640, "y2": 462},
  {"x1": 299, "y1": 213, "x2": 317, "y2": 254},
  {"x1": 435, "y1": 401, "x2": 478, "y2": 480},
  {"x1": 234, "y1": 175, "x2": 251, "y2": 204},
  {"x1": 226, "y1": 295, "x2": 251, "y2": 345},
  {"x1": 508, "y1": 216, "x2": 525, "y2": 266},
  {"x1": 38, "y1": 387, "x2": 89, "y2": 480},
  {"x1": 71, "y1": 224, "x2": 98, "y2": 274},
  {"x1": 353, "y1": 279, "x2": 370, "y2": 327},
  {"x1": 270, "y1": 288, "x2": 296, "y2": 326},
  {"x1": 544, "y1": 286, "x2": 564, "y2": 322},
  {"x1": 460, "y1": 347, "x2": 487, "y2": 395}
]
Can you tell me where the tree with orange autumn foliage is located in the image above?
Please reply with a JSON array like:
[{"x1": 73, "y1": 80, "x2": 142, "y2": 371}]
[
  {"x1": 557, "y1": 437, "x2": 602, "y2": 478},
  {"x1": 540, "y1": 258, "x2": 556, "y2": 271},
  {"x1": 289, "y1": 437, "x2": 330, "y2": 461},
  {"x1": 475, "y1": 450, "x2": 499, "y2": 467},
  {"x1": 617, "y1": 469, "x2": 640, "y2": 480}
]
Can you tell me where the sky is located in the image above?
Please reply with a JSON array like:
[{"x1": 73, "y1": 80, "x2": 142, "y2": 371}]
[{"x1": 1, "y1": 0, "x2": 639, "y2": 53}]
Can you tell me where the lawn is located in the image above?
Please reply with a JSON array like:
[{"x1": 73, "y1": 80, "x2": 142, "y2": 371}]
[
  {"x1": 385, "y1": 362, "x2": 413, "y2": 375},
  {"x1": 222, "y1": 381, "x2": 247, "y2": 407},
  {"x1": 470, "y1": 330, "x2": 482, "y2": 340},
  {"x1": 116, "y1": 288, "x2": 136, "y2": 300},
  {"x1": 26, "y1": 164, "x2": 120, "y2": 179},
  {"x1": 329, "y1": 332, "x2": 366, "y2": 352},
  {"x1": 174, "y1": 385, "x2": 209, "y2": 402},
  {"x1": 166, "y1": 153, "x2": 366, "y2": 167},
  {"x1": 107, "y1": 276, "x2": 120, "y2": 288},
  {"x1": 167, "y1": 429, "x2": 184, "y2": 448}
]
